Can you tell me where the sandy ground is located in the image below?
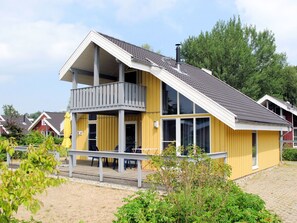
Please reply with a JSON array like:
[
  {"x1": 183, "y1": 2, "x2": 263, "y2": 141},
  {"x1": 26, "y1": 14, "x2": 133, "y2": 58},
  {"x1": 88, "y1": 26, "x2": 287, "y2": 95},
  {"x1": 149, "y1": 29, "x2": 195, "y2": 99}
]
[{"x1": 15, "y1": 180, "x2": 135, "y2": 223}]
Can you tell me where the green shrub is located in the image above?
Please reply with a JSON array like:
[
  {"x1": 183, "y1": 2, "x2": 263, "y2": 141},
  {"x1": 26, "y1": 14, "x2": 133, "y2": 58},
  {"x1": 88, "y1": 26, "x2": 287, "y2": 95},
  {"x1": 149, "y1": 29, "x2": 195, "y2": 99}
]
[
  {"x1": 20, "y1": 131, "x2": 45, "y2": 146},
  {"x1": 114, "y1": 144, "x2": 281, "y2": 223},
  {"x1": 282, "y1": 148, "x2": 297, "y2": 161},
  {"x1": 0, "y1": 137, "x2": 65, "y2": 222}
]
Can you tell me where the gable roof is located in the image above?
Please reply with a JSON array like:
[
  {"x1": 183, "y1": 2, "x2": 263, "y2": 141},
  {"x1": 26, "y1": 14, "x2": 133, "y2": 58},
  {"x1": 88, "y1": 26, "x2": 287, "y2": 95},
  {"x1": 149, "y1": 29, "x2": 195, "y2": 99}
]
[
  {"x1": 60, "y1": 31, "x2": 289, "y2": 131},
  {"x1": 258, "y1": 95, "x2": 297, "y2": 117},
  {"x1": 0, "y1": 115, "x2": 32, "y2": 134},
  {"x1": 28, "y1": 112, "x2": 65, "y2": 136}
]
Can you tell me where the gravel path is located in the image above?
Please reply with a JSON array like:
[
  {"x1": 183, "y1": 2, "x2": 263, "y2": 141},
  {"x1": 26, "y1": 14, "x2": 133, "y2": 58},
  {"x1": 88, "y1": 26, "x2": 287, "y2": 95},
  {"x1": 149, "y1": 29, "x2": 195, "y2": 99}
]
[{"x1": 237, "y1": 162, "x2": 297, "y2": 223}]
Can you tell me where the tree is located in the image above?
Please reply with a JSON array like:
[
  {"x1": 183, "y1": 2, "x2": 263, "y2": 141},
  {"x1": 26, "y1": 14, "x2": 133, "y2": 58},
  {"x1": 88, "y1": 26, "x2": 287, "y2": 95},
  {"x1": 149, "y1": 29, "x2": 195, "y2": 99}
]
[
  {"x1": 2, "y1": 105, "x2": 23, "y2": 141},
  {"x1": 181, "y1": 16, "x2": 288, "y2": 101},
  {"x1": 28, "y1": 111, "x2": 41, "y2": 121},
  {"x1": 141, "y1": 43, "x2": 161, "y2": 54}
]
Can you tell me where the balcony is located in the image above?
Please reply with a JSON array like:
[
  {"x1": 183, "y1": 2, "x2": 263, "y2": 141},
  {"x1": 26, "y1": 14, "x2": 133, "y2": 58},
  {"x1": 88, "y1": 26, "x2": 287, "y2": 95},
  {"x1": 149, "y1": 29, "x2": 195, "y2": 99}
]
[{"x1": 70, "y1": 82, "x2": 146, "y2": 113}]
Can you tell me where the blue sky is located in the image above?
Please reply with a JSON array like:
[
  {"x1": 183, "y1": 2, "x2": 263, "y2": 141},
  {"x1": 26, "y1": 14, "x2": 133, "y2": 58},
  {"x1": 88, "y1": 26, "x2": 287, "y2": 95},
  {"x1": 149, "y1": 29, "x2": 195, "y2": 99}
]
[{"x1": 0, "y1": 0, "x2": 297, "y2": 114}]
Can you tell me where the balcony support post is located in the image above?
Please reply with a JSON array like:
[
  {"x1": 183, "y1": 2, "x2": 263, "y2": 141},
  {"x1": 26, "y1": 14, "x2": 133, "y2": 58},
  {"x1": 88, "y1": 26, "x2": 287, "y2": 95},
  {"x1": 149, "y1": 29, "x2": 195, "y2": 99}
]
[
  {"x1": 118, "y1": 62, "x2": 125, "y2": 172},
  {"x1": 94, "y1": 44, "x2": 100, "y2": 86},
  {"x1": 72, "y1": 69, "x2": 78, "y2": 89},
  {"x1": 71, "y1": 112, "x2": 77, "y2": 166}
]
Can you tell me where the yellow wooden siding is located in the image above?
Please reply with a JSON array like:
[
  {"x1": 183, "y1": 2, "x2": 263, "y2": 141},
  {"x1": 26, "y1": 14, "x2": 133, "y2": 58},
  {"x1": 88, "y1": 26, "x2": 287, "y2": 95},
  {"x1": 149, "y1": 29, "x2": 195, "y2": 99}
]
[
  {"x1": 141, "y1": 71, "x2": 161, "y2": 155},
  {"x1": 76, "y1": 114, "x2": 88, "y2": 150},
  {"x1": 97, "y1": 114, "x2": 141, "y2": 151},
  {"x1": 257, "y1": 131, "x2": 279, "y2": 171},
  {"x1": 211, "y1": 116, "x2": 280, "y2": 179}
]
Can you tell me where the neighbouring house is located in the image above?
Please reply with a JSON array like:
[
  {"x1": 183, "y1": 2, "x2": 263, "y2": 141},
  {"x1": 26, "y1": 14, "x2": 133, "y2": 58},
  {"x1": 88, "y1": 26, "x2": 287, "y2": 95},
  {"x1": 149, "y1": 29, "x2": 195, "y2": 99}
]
[
  {"x1": 28, "y1": 112, "x2": 65, "y2": 137},
  {"x1": 0, "y1": 114, "x2": 32, "y2": 136},
  {"x1": 59, "y1": 31, "x2": 289, "y2": 179},
  {"x1": 258, "y1": 95, "x2": 296, "y2": 147}
]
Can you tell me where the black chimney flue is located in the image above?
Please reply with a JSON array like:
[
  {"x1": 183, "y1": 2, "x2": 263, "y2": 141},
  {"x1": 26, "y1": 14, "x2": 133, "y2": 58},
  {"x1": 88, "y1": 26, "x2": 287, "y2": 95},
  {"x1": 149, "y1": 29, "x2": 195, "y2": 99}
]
[{"x1": 175, "y1": 43, "x2": 181, "y2": 64}]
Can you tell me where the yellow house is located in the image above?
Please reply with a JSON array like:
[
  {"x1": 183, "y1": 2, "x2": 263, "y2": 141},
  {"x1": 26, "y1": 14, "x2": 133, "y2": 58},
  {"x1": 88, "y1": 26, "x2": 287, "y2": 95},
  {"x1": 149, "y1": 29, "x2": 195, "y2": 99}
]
[{"x1": 59, "y1": 31, "x2": 289, "y2": 179}]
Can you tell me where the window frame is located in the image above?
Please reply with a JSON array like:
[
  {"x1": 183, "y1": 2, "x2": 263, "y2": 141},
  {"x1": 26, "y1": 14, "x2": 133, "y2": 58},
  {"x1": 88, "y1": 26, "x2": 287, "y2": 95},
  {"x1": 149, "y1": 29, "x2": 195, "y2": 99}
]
[
  {"x1": 161, "y1": 82, "x2": 208, "y2": 116},
  {"x1": 161, "y1": 116, "x2": 211, "y2": 154},
  {"x1": 252, "y1": 131, "x2": 258, "y2": 169}
]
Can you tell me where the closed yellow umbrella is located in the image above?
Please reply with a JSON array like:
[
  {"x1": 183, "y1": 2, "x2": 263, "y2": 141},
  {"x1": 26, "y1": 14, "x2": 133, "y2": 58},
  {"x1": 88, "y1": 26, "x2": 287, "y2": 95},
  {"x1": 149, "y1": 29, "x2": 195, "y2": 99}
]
[{"x1": 62, "y1": 112, "x2": 72, "y2": 149}]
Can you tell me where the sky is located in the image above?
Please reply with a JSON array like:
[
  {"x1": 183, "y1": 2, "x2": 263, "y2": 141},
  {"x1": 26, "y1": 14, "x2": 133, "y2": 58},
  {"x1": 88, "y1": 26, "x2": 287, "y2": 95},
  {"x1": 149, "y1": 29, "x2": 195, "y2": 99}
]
[{"x1": 1, "y1": 0, "x2": 297, "y2": 114}]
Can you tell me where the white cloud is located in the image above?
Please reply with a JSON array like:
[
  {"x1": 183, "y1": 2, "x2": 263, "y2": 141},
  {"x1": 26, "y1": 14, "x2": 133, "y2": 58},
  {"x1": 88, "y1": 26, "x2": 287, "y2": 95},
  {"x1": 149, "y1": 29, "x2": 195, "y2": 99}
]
[
  {"x1": 112, "y1": 0, "x2": 177, "y2": 23},
  {"x1": 236, "y1": 0, "x2": 297, "y2": 65}
]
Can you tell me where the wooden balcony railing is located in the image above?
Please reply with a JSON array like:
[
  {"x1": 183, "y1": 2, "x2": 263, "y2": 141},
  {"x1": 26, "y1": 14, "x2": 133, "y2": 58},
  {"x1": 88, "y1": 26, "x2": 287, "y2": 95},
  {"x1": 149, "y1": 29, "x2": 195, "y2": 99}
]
[{"x1": 70, "y1": 82, "x2": 146, "y2": 112}]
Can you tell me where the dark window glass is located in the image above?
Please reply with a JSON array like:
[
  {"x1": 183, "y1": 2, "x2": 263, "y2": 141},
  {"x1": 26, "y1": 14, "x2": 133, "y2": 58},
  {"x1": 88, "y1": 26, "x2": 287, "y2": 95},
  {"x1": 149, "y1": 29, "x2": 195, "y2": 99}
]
[
  {"x1": 89, "y1": 113, "x2": 97, "y2": 120},
  {"x1": 162, "y1": 82, "x2": 177, "y2": 115},
  {"x1": 88, "y1": 124, "x2": 96, "y2": 150},
  {"x1": 268, "y1": 102, "x2": 280, "y2": 115},
  {"x1": 293, "y1": 115, "x2": 297, "y2": 127},
  {"x1": 196, "y1": 118, "x2": 210, "y2": 153},
  {"x1": 181, "y1": 119, "x2": 193, "y2": 154},
  {"x1": 252, "y1": 132, "x2": 257, "y2": 166},
  {"x1": 125, "y1": 71, "x2": 137, "y2": 84},
  {"x1": 195, "y1": 104, "x2": 207, "y2": 114},
  {"x1": 180, "y1": 94, "x2": 193, "y2": 114},
  {"x1": 163, "y1": 119, "x2": 176, "y2": 149}
]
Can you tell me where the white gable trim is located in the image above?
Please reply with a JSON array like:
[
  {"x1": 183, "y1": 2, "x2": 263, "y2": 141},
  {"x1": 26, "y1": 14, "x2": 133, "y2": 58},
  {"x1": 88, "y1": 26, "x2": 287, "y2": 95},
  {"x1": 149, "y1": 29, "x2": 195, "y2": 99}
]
[
  {"x1": 59, "y1": 31, "x2": 133, "y2": 80},
  {"x1": 28, "y1": 112, "x2": 51, "y2": 131},
  {"x1": 43, "y1": 119, "x2": 62, "y2": 136},
  {"x1": 0, "y1": 115, "x2": 5, "y2": 122},
  {"x1": 258, "y1": 95, "x2": 297, "y2": 117},
  {"x1": 0, "y1": 125, "x2": 9, "y2": 134}
]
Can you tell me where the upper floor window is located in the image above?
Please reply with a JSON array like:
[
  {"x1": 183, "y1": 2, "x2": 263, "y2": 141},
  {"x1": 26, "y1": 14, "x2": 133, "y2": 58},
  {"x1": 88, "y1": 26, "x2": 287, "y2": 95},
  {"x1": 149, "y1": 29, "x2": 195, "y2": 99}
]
[
  {"x1": 162, "y1": 82, "x2": 207, "y2": 115},
  {"x1": 162, "y1": 82, "x2": 177, "y2": 115},
  {"x1": 41, "y1": 119, "x2": 46, "y2": 126}
]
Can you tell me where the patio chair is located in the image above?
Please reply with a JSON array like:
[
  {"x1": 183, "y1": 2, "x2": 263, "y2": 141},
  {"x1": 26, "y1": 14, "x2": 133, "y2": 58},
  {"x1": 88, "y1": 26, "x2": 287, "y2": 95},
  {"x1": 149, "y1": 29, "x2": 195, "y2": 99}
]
[
  {"x1": 90, "y1": 145, "x2": 109, "y2": 167},
  {"x1": 112, "y1": 145, "x2": 134, "y2": 170}
]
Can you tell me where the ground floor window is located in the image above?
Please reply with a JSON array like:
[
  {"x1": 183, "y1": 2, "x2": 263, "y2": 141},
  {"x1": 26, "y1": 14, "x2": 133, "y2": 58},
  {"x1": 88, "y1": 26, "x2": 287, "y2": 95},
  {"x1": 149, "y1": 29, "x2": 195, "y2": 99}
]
[
  {"x1": 162, "y1": 117, "x2": 210, "y2": 153},
  {"x1": 162, "y1": 119, "x2": 176, "y2": 149},
  {"x1": 252, "y1": 131, "x2": 258, "y2": 168}
]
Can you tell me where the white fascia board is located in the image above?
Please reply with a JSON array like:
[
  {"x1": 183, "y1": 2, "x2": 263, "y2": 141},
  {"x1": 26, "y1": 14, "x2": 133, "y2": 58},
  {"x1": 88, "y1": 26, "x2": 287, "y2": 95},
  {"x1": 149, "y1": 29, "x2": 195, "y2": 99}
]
[
  {"x1": 0, "y1": 125, "x2": 9, "y2": 134},
  {"x1": 258, "y1": 95, "x2": 297, "y2": 116},
  {"x1": 59, "y1": 31, "x2": 133, "y2": 80},
  {"x1": 0, "y1": 115, "x2": 5, "y2": 122},
  {"x1": 28, "y1": 112, "x2": 51, "y2": 131},
  {"x1": 44, "y1": 119, "x2": 61, "y2": 136},
  {"x1": 234, "y1": 122, "x2": 290, "y2": 131},
  {"x1": 130, "y1": 61, "x2": 237, "y2": 129}
]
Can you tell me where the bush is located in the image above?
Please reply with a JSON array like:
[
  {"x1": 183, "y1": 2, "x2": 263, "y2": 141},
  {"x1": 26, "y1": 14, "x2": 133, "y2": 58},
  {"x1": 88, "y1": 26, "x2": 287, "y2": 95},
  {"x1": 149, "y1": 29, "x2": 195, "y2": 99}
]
[
  {"x1": 282, "y1": 148, "x2": 297, "y2": 161},
  {"x1": 114, "y1": 144, "x2": 281, "y2": 223},
  {"x1": 20, "y1": 131, "x2": 45, "y2": 146},
  {"x1": 0, "y1": 137, "x2": 65, "y2": 222}
]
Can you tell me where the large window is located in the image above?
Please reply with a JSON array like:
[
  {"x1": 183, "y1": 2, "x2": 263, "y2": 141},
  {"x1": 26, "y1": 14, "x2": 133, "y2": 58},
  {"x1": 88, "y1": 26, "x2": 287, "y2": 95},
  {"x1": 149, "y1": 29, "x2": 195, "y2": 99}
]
[
  {"x1": 162, "y1": 120, "x2": 176, "y2": 149},
  {"x1": 180, "y1": 94, "x2": 193, "y2": 114},
  {"x1": 162, "y1": 82, "x2": 207, "y2": 115},
  {"x1": 162, "y1": 83, "x2": 177, "y2": 115},
  {"x1": 196, "y1": 118, "x2": 210, "y2": 153},
  {"x1": 162, "y1": 117, "x2": 210, "y2": 153},
  {"x1": 181, "y1": 119, "x2": 194, "y2": 152},
  {"x1": 252, "y1": 131, "x2": 258, "y2": 168}
]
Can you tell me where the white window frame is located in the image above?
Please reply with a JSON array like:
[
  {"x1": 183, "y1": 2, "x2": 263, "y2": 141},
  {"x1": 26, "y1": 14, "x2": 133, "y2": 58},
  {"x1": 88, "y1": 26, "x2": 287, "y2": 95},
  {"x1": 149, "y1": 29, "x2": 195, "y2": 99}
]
[
  {"x1": 41, "y1": 119, "x2": 46, "y2": 126},
  {"x1": 160, "y1": 82, "x2": 208, "y2": 117},
  {"x1": 252, "y1": 131, "x2": 258, "y2": 170},
  {"x1": 161, "y1": 116, "x2": 211, "y2": 154}
]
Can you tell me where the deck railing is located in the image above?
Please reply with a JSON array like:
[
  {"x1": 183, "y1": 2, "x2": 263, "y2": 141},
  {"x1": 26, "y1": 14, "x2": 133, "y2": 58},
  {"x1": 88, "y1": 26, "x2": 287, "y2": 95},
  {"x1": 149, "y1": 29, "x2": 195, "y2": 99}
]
[
  {"x1": 70, "y1": 82, "x2": 146, "y2": 112},
  {"x1": 6, "y1": 147, "x2": 227, "y2": 188}
]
